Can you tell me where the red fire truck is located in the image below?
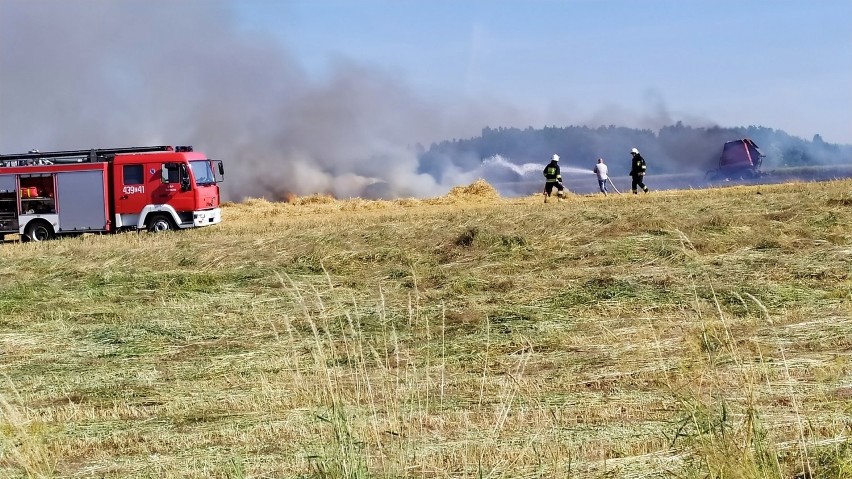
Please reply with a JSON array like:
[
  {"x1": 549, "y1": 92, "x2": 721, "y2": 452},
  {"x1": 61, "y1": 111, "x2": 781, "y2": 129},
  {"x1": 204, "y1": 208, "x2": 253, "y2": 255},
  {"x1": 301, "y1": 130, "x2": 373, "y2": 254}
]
[{"x1": 0, "y1": 145, "x2": 224, "y2": 242}]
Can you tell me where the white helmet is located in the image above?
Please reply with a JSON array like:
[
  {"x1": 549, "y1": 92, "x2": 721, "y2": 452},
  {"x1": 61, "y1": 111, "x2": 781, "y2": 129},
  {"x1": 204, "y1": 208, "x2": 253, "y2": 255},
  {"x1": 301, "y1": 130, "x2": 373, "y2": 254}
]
[
  {"x1": 631, "y1": 148, "x2": 639, "y2": 155},
  {"x1": 552, "y1": 154, "x2": 560, "y2": 161}
]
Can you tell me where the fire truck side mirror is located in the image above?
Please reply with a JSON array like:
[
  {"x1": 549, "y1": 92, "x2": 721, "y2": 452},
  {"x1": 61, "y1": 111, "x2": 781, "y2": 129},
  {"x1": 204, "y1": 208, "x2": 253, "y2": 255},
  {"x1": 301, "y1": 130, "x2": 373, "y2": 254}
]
[
  {"x1": 211, "y1": 160, "x2": 225, "y2": 183},
  {"x1": 180, "y1": 164, "x2": 191, "y2": 191},
  {"x1": 161, "y1": 164, "x2": 169, "y2": 183}
]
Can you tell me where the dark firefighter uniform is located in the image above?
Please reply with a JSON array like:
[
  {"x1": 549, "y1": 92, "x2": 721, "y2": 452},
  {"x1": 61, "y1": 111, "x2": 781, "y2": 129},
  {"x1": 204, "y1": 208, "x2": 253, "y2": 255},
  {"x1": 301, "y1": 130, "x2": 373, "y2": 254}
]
[
  {"x1": 543, "y1": 154, "x2": 565, "y2": 201},
  {"x1": 630, "y1": 149, "x2": 650, "y2": 194}
]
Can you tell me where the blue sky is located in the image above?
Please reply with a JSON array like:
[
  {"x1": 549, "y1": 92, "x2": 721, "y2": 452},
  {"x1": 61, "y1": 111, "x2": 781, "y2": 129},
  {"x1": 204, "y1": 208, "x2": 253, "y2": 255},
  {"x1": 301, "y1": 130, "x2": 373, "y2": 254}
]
[{"x1": 235, "y1": 0, "x2": 852, "y2": 144}]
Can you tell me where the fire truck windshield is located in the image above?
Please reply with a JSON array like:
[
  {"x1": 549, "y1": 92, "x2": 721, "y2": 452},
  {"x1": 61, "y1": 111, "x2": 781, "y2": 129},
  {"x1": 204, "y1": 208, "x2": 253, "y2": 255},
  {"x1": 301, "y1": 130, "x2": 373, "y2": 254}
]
[{"x1": 190, "y1": 160, "x2": 216, "y2": 186}]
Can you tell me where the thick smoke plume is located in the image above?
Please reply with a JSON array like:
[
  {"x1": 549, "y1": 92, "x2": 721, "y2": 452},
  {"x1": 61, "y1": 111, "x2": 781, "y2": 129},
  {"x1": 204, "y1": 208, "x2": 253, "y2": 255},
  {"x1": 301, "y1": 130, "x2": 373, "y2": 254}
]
[
  {"x1": 2, "y1": 2, "x2": 849, "y2": 201},
  {"x1": 0, "y1": 1, "x2": 537, "y2": 201}
]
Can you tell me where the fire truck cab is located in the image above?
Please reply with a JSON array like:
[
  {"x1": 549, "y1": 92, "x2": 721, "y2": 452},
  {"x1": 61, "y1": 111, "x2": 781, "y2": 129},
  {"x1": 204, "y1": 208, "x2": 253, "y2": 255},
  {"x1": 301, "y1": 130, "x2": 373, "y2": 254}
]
[{"x1": 0, "y1": 145, "x2": 224, "y2": 242}]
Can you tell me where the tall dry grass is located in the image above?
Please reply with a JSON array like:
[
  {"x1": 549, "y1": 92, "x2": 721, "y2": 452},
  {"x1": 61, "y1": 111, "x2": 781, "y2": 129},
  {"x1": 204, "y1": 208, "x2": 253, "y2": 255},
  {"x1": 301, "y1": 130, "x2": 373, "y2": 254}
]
[{"x1": 0, "y1": 178, "x2": 850, "y2": 478}]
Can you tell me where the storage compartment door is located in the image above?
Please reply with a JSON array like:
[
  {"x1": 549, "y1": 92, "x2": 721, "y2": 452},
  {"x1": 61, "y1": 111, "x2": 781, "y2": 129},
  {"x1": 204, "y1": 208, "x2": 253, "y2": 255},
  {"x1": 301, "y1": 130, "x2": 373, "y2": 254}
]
[
  {"x1": 0, "y1": 175, "x2": 18, "y2": 232},
  {"x1": 56, "y1": 170, "x2": 108, "y2": 231}
]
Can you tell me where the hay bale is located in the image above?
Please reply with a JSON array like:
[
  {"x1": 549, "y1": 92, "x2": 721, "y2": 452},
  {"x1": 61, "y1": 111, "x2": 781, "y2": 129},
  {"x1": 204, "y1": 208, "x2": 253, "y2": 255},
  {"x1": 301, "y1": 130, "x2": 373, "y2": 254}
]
[
  {"x1": 295, "y1": 194, "x2": 336, "y2": 205},
  {"x1": 447, "y1": 179, "x2": 499, "y2": 199}
]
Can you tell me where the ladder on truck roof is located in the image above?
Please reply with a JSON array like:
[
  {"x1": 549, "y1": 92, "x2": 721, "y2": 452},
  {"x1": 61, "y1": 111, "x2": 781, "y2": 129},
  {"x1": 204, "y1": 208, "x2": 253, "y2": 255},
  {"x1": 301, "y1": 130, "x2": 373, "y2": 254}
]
[{"x1": 0, "y1": 145, "x2": 192, "y2": 167}]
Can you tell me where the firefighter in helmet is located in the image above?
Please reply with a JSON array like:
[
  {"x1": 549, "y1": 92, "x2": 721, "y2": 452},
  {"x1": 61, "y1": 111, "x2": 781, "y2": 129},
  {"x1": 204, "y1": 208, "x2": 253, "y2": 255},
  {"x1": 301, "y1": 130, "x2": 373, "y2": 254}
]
[
  {"x1": 629, "y1": 148, "x2": 650, "y2": 194},
  {"x1": 543, "y1": 154, "x2": 565, "y2": 202}
]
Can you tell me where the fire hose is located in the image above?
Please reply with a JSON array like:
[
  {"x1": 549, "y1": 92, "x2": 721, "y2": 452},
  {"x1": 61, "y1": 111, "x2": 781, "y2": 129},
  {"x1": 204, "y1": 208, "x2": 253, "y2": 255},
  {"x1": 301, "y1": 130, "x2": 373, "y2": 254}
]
[{"x1": 607, "y1": 178, "x2": 622, "y2": 195}]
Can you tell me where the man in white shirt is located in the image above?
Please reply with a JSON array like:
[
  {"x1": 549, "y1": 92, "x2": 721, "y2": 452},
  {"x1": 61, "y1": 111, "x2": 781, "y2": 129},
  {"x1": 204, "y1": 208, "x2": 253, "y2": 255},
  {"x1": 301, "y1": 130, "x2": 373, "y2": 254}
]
[{"x1": 593, "y1": 158, "x2": 609, "y2": 195}]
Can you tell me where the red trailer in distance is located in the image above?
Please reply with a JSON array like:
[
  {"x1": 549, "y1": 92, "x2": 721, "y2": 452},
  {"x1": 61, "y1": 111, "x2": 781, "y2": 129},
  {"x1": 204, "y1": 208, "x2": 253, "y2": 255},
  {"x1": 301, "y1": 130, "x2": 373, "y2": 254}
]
[{"x1": 706, "y1": 138, "x2": 765, "y2": 181}]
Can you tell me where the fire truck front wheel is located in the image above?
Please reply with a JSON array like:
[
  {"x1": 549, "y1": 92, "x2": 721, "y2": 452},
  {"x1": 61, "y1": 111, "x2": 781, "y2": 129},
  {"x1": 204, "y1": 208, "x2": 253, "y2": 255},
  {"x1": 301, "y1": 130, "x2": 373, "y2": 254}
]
[
  {"x1": 147, "y1": 214, "x2": 177, "y2": 233},
  {"x1": 23, "y1": 220, "x2": 55, "y2": 242}
]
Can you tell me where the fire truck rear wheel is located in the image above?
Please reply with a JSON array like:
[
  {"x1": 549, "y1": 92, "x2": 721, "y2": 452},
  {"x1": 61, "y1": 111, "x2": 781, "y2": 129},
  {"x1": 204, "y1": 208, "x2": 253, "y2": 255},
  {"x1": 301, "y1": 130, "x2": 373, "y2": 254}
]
[
  {"x1": 147, "y1": 214, "x2": 176, "y2": 233},
  {"x1": 24, "y1": 221, "x2": 55, "y2": 242}
]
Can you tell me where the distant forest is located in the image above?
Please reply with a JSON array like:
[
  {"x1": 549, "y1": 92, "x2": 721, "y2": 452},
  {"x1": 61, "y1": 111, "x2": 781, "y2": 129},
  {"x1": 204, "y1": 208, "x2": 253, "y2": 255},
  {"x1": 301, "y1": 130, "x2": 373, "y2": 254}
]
[{"x1": 417, "y1": 123, "x2": 852, "y2": 179}]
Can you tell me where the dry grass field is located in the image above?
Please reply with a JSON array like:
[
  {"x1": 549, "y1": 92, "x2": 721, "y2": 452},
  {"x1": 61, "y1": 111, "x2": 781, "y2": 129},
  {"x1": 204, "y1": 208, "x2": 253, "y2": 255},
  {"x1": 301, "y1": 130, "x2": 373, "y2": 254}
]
[{"x1": 1, "y1": 179, "x2": 851, "y2": 478}]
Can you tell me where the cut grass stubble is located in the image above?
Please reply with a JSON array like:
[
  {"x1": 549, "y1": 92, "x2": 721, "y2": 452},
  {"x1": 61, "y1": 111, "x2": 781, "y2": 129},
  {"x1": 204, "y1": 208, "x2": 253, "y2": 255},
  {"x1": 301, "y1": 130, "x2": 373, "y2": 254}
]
[{"x1": 1, "y1": 179, "x2": 851, "y2": 478}]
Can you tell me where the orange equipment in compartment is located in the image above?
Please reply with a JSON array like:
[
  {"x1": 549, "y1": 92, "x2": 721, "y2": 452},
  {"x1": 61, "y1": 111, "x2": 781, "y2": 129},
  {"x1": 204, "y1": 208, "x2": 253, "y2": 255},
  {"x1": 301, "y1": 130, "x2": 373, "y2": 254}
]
[{"x1": 20, "y1": 186, "x2": 39, "y2": 198}]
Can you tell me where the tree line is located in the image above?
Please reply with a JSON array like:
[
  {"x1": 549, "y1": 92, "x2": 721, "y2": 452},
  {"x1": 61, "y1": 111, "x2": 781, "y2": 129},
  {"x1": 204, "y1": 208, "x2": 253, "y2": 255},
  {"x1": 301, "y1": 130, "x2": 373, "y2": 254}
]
[{"x1": 417, "y1": 123, "x2": 852, "y2": 178}]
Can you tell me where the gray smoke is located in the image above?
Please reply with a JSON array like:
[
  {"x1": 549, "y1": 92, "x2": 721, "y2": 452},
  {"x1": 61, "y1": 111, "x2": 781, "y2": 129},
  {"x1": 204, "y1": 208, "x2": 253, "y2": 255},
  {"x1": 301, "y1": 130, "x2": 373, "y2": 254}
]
[
  {"x1": 0, "y1": 0, "x2": 540, "y2": 201},
  {"x1": 3, "y1": 2, "x2": 848, "y2": 201}
]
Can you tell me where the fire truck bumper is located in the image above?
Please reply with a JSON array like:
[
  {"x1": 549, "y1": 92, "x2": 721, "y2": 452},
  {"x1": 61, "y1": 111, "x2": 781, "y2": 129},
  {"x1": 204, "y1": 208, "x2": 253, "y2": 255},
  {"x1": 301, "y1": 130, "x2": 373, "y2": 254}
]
[{"x1": 192, "y1": 208, "x2": 222, "y2": 227}]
